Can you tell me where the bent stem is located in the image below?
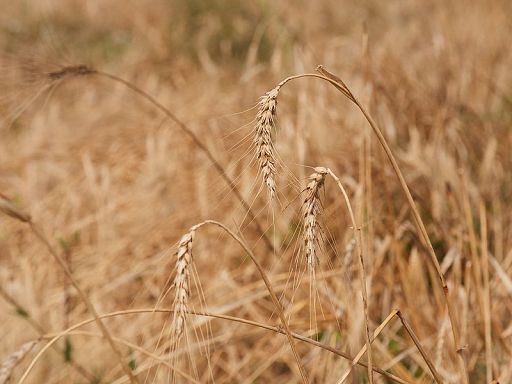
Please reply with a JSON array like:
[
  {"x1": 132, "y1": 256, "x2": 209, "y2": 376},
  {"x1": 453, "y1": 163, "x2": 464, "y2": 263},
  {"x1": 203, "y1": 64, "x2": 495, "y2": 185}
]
[
  {"x1": 190, "y1": 220, "x2": 308, "y2": 383},
  {"x1": 396, "y1": 311, "x2": 443, "y2": 384},
  {"x1": 25, "y1": 66, "x2": 276, "y2": 254},
  {"x1": 274, "y1": 66, "x2": 467, "y2": 383},
  {"x1": 0, "y1": 195, "x2": 137, "y2": 384},
  {"x1": 325, "y1": 169, "x2": 373, "y2": 384},
  {"x1": 91, "y1": 70, "x2": 276, "y2": 255},
  {"x1": 0, "y1": 287, "x2": 94, "y2": 381},
  {"x1": 36, "y1": 308, "x2": 410, "y2": 384},
  {"x1": 24, "y1": 223, "x2": 139, "y2": 384},
  {"x1": 337, "y1": 309, "x2": 398, "y2": 384},
  {"x1": 320, "y1": 65, "x2": 466, "y2": 383},
  {"x1": 338, "y1": 309, "x2": 443, "y2": 384}
]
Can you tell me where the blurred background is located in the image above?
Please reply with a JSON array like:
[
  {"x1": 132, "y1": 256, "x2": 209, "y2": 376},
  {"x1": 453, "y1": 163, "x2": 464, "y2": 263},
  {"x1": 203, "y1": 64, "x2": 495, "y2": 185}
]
[{"x1": 1, "y1": 0, "x2": 511, "y2": 383}]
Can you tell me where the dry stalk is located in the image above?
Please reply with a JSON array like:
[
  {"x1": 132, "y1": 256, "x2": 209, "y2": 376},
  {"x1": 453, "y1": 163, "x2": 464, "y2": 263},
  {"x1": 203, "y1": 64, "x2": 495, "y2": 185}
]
[
  {"x1": 254, "y1": 86, "x2": 280, "y2": 199},
  {"x1": 317, "y1": 65, "x2": 466, "y2": 383},
  {"x1": 337, "y1": 309, "x2": 399, "y2": 384},
  {"x1": 172, "y1": 220, "x2": 309, "y2": 384},
  {"x1": 0, "y1": 194, "x2": 31, "y2": 223},
  {"x1": 0, "y1": 195, "x2": 139, "y2": 384},
  {"x1": 480, "y1": 202, "x2": 493, "y2": 383},
  {"x1": 37, "y1": 308, "x2": 410, "y2": 384},
  {"x1": 325, "y1": 168, "x2": 374, "y2": 384},
  {"x1": 0, "y1": 287, "x2": 94, "y2": 381},
  {"x1": 90, "y1": 70, "x2": 276, "y2": 254},
  {"x1": 396, "y1": 311, "x2": 443, "y2": 384},
  {"x1": 14, "y1": 64, "x2": 277, "y2": 254},
  {"x1": 302, "y1": 167, "x2": 328, "y2": 271},
  {"x1": 263, "y1": 66, "x2": 467, "y2": 383},
  {"x1": 297, "y1": 166, "x2": 373, "y2": 382},
  {"x1": 0, "y1": 340, "x2": 39, "y2": 384}
]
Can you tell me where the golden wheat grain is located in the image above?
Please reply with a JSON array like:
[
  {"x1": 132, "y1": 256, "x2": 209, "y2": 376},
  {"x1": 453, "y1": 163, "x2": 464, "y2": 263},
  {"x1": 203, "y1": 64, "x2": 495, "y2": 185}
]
[
  {"x1": 302, "y1": 167, "x2": 328, "y2": 271},
  {"x1": 254, "y1": 86, "x2": 280, "y2": 199}
]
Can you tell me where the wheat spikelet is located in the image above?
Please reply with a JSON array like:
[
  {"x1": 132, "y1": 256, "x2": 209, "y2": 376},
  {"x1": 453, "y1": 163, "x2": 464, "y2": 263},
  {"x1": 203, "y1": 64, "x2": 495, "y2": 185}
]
[
  {"x1": 172, "y1": 226, "x2": 197, "y2": 339},
  {"x1": 303, "y1": 167, "x2": 328, "y2": 271},
  {"x1": 254, "y1": 86, "x2": 280, "y2": 199},
  {"x1": 0, "y1": 340, "x2": 38, "y2": 384},
  {"x1": 0, "y1": 194, "x2": 31, "y2": 223}
]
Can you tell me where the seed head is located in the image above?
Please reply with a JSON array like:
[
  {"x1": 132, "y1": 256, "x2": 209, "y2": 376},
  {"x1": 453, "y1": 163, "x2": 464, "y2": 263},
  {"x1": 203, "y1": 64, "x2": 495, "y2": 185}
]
[
  {"x1": 254, "y1": 87, "x2": 280, "y2": 199},
  {"x1": 172, "y1": 228, "x2": 196, "y2": 339},
  {"x1": 302, "y1": 168, "x2": 328, "y2": 271}
]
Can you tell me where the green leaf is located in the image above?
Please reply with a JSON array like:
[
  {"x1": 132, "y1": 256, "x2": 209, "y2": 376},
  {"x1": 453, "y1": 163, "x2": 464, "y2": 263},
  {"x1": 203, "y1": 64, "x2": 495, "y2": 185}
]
[{"x1": 64, "y1": 337, "x2": 73, "y2": 362}]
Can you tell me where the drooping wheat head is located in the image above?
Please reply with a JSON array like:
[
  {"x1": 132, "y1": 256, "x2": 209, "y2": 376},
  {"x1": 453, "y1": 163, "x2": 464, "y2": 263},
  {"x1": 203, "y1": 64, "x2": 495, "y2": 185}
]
[
  {"x1": 302, "y1": 167, "x2": 328, "y2": 271},
  {"x1": 172, "y1": 226, "x2": 197, "y2": 339},
  {"x1": 254, "y1": 86, "x2": 280, "y2": 199}
]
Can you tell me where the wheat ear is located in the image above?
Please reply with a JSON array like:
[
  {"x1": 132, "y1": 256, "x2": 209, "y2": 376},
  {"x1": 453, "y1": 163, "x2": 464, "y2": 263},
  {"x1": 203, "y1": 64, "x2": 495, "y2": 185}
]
[
  {"x1": 254, "y1": 86, "x2": 280, "y2": 199},
  {"x1": 171, "y1": 226, "x2": 197, "y2": 339},
  {"x1": 302, "y1": 167, "x2": 328, "y2": 271},
  {"x1": 0, "y1": 340, "x2": 39, "y2": 384}
]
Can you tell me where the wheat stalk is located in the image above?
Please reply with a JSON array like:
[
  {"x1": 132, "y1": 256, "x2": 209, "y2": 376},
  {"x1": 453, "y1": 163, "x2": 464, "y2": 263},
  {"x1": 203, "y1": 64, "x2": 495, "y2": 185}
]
[
  {"x1": 0, "y1": 340, "x2": 38, "y2": 384},
  {"x1": 302, "y1": 167, "x2": 328, "y2": 271},
  {"x1": 0, "y1": 194, "x2": 31, "y2": 223},
  {"x1": 0, "y1": 195, "x2": 139, "y2": 384},
  {"x1": 171, "y1": 220, "x2": 309, "y2": 383},
  {"x1": 254, "y1": 86, "x2": 280, "y2": 199}
]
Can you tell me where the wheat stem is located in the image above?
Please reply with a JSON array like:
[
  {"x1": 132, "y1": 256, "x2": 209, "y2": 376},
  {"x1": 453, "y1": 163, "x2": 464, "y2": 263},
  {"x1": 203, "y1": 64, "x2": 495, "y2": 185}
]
[
  {"x1": 173, "y1": 220, "x2": 309, "y2": 383},
  {"x1": 325, "y1": 168, "x2": 373, "y2": 384},
  {"x1": 37, "y1": 308, "x2": 410, "y2": 384},
  {"x1": 0, "y1": 195, "x2": 138, "y2": 383}
]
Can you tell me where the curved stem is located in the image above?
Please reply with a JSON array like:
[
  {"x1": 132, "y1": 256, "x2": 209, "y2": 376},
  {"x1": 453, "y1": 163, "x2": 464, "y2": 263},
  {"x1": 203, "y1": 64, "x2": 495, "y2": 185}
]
[
  {"x1": 0, "y1": 287, "x2": 95, "y2": 381},
  {"x1": 277, "y1": 66, "x2": 467, "y2": 383},
  {"x1": 36, "y1": 308, "x2": 409, "y2": 384},
  {"x1": 192, "y1": 220, "x2": 309, "y2": 383},
  {"x1": 326, "y1": 169, "x2": 373, "y2": 384},
  {"x1": 43, "y1": 330, "x2": 199, "y2": 383},
  {"x1": 92, "y1": 71, "x2": 275, "y2": 255},
  {"x1": 25, "y1": 223, "x2": 139, "y2": 384}
]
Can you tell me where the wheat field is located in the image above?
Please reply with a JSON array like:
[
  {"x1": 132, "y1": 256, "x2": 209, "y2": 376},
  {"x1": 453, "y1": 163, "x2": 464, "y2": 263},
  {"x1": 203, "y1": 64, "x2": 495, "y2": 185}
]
[{"x1": 1, "y1": 1, "x2": 511, "y2": 383}]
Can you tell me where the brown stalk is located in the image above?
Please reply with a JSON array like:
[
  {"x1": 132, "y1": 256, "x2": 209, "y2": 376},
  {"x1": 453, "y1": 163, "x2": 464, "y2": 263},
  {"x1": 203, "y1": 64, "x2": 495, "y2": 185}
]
[
  {"x1": 480, "y1": 202, "x2": 493, "y2": 383},
  {"x1": 27, "y1": 224, "x2": 139, "y2": 384},
  {"x1": 0, "y1": 287, "x2": 94, "y2": 381},
  {"x1": 36, "y1": 65, "x2": 276, "y2": 254},
  {"x1": 396, "y1": 311, "x2": 443, "y2": 384},
  {"x1": 0, "y1": 196, "x2": 138, "y2": 384},
  {"x1": 336, "y1": 309, "x2": 398, "y2": 384},
  {"x1": 325, "y1": 168, "x2": 374, "y2": 384},
  {"x1": 270, "y1": 66, "x2": 467, "y2": 382},
  {"x1": 90, "y1": 70, "x2": 276, "y2": 255},
  {"x1": 175, "y1": 220, "x2": 309, "y2": 383},
  {"x1": 37, "y1": 308, "x2": 411, "y2": 384}
]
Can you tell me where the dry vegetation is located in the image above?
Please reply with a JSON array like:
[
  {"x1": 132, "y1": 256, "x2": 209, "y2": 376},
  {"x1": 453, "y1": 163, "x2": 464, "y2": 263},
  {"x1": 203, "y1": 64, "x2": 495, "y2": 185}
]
[{"x1": 1, "y1": 0, "x2": 512, "y2": 383}]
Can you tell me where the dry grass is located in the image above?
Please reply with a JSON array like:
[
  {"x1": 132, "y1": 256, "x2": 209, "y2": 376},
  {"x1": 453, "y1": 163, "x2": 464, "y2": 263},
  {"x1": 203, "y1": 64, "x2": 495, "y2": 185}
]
[{"x1": 1, "y1": 0, "x2": 512, "y2": 383}]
